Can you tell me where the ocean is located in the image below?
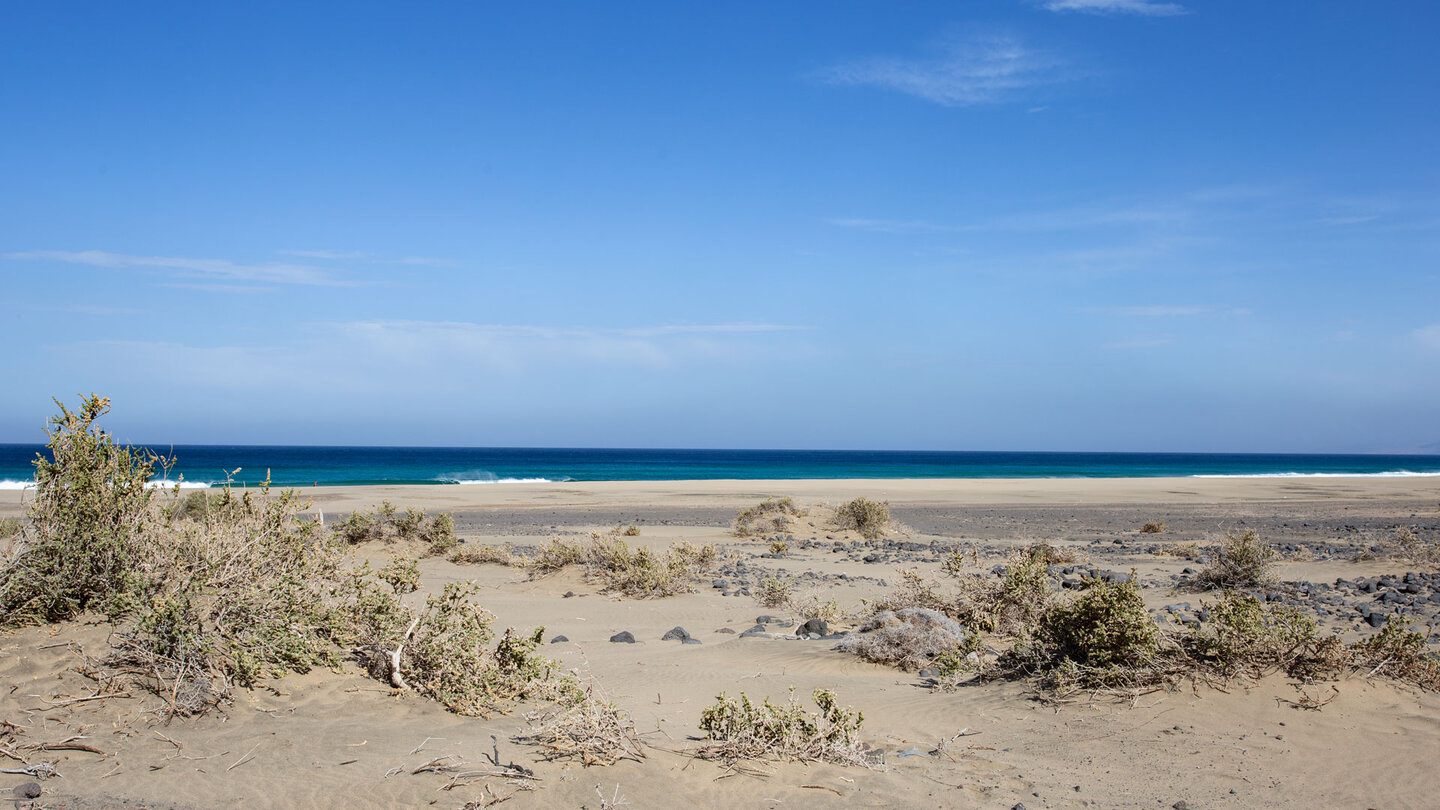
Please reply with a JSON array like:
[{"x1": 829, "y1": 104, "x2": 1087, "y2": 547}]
[{"x1": 2, "y1": 444, "x2": 1440, "y2": 489}]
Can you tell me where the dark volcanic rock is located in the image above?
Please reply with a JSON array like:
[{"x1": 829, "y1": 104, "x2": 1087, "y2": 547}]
[
  {"x1": 797, "y1": 618, "x2": 829, "y2": 637},
  {"x1": 661, "y1": 626, "x2": 691, "y2": 641},
  {"x1": 609, "y1": 631, "x2": 636, "y2": 643},
  {"x1": 549, "y1": 634, "x2": 569, "y2": 644}
]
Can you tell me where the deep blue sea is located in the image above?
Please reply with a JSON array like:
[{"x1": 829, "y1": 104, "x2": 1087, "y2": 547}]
[{"x1": 3, "y1": 445, "x2": 1440, "y2": 489}]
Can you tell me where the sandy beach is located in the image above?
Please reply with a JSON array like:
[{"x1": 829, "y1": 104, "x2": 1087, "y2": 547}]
[{"x1": 3, "y1": 475, "x2": 1439, "y2": 809}]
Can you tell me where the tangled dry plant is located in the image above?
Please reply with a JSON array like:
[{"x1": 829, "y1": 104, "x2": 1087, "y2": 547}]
[
  {"x1": 527, "y1": 534, "x2": 719, "y2": 598},
  {"x1": 697, "y1": 688, "x2": 870, "y2": 766},
  {"x1": 517, "y1": 688, "x2": 646, "y2": 766},
  {"x1": 832, "y1": 497, "x2": 891, "y2": 540},
  {"x1": 1194, "y1": 530, "x2": 1277, "y2": 589},
  {"x1": 2, "y1": 395, "x2": 575, "y2": 721},
  {"x1": 331, "y1": 500, "x2": 457, "y2": 555},
  {"x1": 734, "y1": 498, "x2": 803, "y2": 538}
]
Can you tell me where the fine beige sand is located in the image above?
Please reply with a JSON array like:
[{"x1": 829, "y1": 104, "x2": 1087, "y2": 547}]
[{"x1": 3, "y1": 476, "x2": 1439, "y2": 809}]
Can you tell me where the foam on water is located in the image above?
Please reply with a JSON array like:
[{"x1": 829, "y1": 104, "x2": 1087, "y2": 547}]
[
  {"x1": 0, "y1": 480, "x2": 35, "y2": 490},
  {"x1": 1192, "y1": 471, "x2": 1440, "y2": 479},
  {"x1": 436, "y1": 470, "x2": 560, "y2": 484}
]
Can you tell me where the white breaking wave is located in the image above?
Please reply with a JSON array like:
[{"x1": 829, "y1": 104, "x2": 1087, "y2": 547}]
[
  {"x1": 444, "y1": 477, "x2": 557, "y2": 485},
  {"x1": 0, "y1": 479, "x2": 212, "y2": 490},
  {"x1": 1193, "y1": 471, "x2": 1440, "y2": 479}
]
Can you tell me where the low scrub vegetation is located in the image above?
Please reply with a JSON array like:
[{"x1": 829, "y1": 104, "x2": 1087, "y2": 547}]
[
  {"x1": 528, "y1": 533, "x2": 719, "y2": 598},
  {"x1": 518, "y1": 688, "x2": 646, "y2": 766},
  {"x1": 0, "y1": 394, "x2": 571, "y2": 721},
  {"x1": 331, "y1": 500, "x2": 457, "y2": 555},
  {"x1": 698, "y1": 688, "x2": 869, "y2": 766},
  {"x1": 1155, "y1": 541, "x2": 1201, "y2": 560},
  {"x1": 1140, "y1": 520, "x2": 1167, "y2": 534},
  {"x1": 1355, "y1": 526, "x2": 1440, "y2": 565},
  {"x1": 755, "y1": 575, "x2": 793, "y2": 608},
  {"x1": 0, "y1": 517, "x2": 24, "y2": 540},
  {"x1": 1195, "y1": 530, "x2": 1277, "y2": 589},
  {"x1": 401, "y1": 582, "x2": 577, "y2": 716},
  {"x1": 448, "y1": 543, "x2": 518, "y2": 566},
  {"x1": 833, "y1": 497, "x2": 891, "y2": 539},
  {"x1": 734, "y1": 497, "x2": 803, "y2": 538}
]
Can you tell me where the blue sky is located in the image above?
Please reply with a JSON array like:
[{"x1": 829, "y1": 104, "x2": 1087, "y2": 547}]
[{"x1": 2, "y1": 0, "x2": 1437, "y2": 452}]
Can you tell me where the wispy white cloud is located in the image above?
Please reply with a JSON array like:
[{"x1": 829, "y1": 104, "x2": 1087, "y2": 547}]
[
  {"x1": 1041, "y1": 0, "x2": 1187, "y2": 16},
  {"x1": 828, "y1": 217, "x2": 967, "y2": 234},
  {"x1": 816, "y1": 34, "x2": 1071, "y2": 107},
  {"x1": 23, "y1": 303, "x2": 143, "y2": 315},
  {"x1": 278, "y1": 250, "x2": 453, "y2": 266},
  {"x1": 51, "y1": 319, "x2": 811, "y2": 393},
  {"x1": 831, "y1": 200, "x2": 1188, "y2": 235},
  {"x1": 277, "y1": 249, "x2": 367, "y2": 260},
  {"x1": 1083, "y1": 305, "x2": 1251, "y2": 317},
  {"x1": 4, "y1": 250, "x2": 348, "y2": 287}
]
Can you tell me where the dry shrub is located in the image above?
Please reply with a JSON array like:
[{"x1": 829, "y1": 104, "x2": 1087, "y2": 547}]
[
  {"x1": 1156, "y1": 542, "x2": 1201, "y2": 560},
  {"x1": 448, "y1": 544, "x2": 518, "y2": 566},
  {"x1": 788, "y1": 591, "x2": 844, "y2": 625},
  {"x1": 833, "y1": 497, "x2": 890, "y2": 539},
  {"x1": 530, "y1": 537, "x2": 587, "y2": 574},
  {"x1": 1021, "y1": 540, "x2": 1083, "y2": 565},
  {"x1": 755, "y1": 575, "x2": 793, "y2": 608},
  {"x1": 950, "y1": 547, "x2": 1056, "y2": 634},
  {"x1": 1, "y1": 395, "x2": 166, "y2": 625},
  {"x1": 101, "y1": 484, "x2": 352, "y2": 715},
  {"x1": 527, "y1": 534, "x2": 718, "y2": 599},
  {"x1": 1357, "y1": 527, "x2": 1440, "y2": 565},
  {"x1": 1185, "y1": 591, "x2": 1345, "y2": 681},
  {"x1": 1351, "y1": 617, "x2": 1440, "y2": 689},
  {"x1": 834, "y1": 608, "x2": 974, "y2": 671},
  {"x1": 867, "y1": 570, "x2": 957, "y2": 617},
  {"x1": 734, "y1": 497, "x2": 803, "y2": 538},
  {"x1": 698, "y1": 688, "x2": 869, "y2": 766},
  {"x1": 331, "y1": 500, "x2": 457, "y2": 555},
  {"x1": 1140, "y1": 520, "x2": 1166, "y2": 534},
  {"x1": 518, "y1": 688, "x2": 646, "y2": 766},
  {"x1": 1195, "y1": 530, "x2": 1277, "y2": 589},
  {"x1": 994, "y1": 576, "x2": 1166, "y2": 694},
  {"x1": 621, "y1": 524, "x2": 641, "y2": 537},
  {"x1": 402, "y1": 582, "x2": 577, "y2": 716},
  {"x1": 1, "y1": 395, "x2": 577, "y2": 720},
  {"x1": 0, "y1": 516, "x2": 27, "y2": 540}
]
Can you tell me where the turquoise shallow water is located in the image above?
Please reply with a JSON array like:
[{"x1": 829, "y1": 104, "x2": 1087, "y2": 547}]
[{"x1": 3, "y1": 445, "x2": 1440, "y2": 489}]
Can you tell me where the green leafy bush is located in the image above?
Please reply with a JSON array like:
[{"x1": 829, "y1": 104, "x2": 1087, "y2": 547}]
[{"x1": 1, "y1": 395, "x2": 170, "y2": 624}]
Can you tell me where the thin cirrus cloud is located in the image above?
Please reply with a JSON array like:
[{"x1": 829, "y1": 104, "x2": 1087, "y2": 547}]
[
  {"x1": 816, "y1": 34, "x2": 1072, "y2": 107},
  {"x1": 1082, "y1": 305, "x2": 1251, "y2": 317},
  {"x1": 4, "y1": 249, "x2": 348, "y2": 287},
  {"x1": 52, "y1": 319, "x2": 811, "y2": 393},
  {"x1": 277, "y1": 249, "x2": 452, "y2": 266},
  {"x1": 1040, "y1": 0, "x2": 1187, "y2": 16}
]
